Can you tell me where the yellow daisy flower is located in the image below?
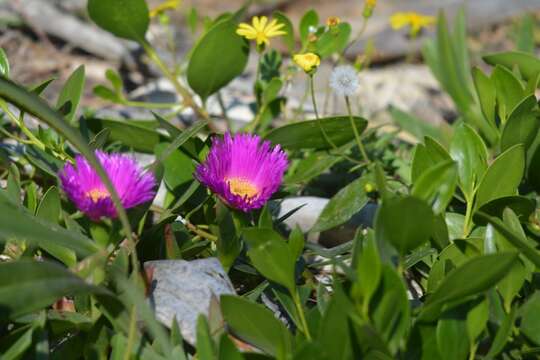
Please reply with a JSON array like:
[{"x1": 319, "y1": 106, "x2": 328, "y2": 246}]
[
  {"x1": 390, "y1": 12, "x2": 436, "y2": 36},
  {"x1": 236, "y1": 16, "x2": 286, "y2": 47},
  {"x1": 293, "y1": 53, "x2": 321, "y2": 73},
  {"x1": 363, "y1": 0, "x2": 376, "y2": 18}
]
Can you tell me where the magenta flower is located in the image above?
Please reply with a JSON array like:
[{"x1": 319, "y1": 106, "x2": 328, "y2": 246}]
[
  {"x1": 59, "y1": 151, "x2": 156, "y2": 221},
  {"x1": 195, "y1": 133, "x2": 288, "y2": 212}
]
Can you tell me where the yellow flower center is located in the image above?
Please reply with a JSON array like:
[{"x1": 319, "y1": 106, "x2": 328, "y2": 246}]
[
  {"x1": 86, "y1": 188, "x2": 109, "y2": 203},
  {"x1": 227, "y1": 178, "x2": 259, "y2": 199},
  {"x1": 326, "y1": 16, "x2": 341, "y2": 27}
]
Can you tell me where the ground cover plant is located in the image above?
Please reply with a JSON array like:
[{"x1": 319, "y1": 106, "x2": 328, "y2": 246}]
[{"x1": 0, "y1": 0, "x2": 539, "y2": 359}]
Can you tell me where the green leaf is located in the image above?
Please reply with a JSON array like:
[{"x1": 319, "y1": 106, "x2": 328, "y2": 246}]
[
  {"x1": 353, "y1": 233, "x2": 381, "y2": 308},
  {"x1": 475, "y1": 196, "x2": 535, "y2": 224},
  {"x1": 483, "y1": 51, "x2": 540, "y2": 81},
  {"x1": 411, "y1": 136, "x2": 452, "y2": 183},
  {"x1": 220, "y1": 295, "x2": 292, "y2": 357},
  {"x1": 299, "y1": 9, "x2": 318, "y2": 45},
  {"x1": 472, "y1": 67, "x2": 496, "y2": 125},
  {"x1": 466, "y1": 298, "x2": 489, "y2": 342},
  {"x1": 87, "y1": 0, "x2": 149, "y2": 41},
  {"x1": 265, "y1": 116, "x2": 367, "y2": 150},
  {"x1": 389, "y1": 106, "x2": 445, "y2": 144},
  {"x1": 272, "y1": 12, "x2": 294, "y2": 53},
  {"x1": 375, "y1": 196, "x2": 434, "y2": 256},
  {"x1": 485, "y1": 308, "x2": 516, "y2": 359},
  {"x1": 187, "y1": 19, "x2": 249, "y2": 101},
  {"x1": 196, "y1": 315, "x2": 217, "y2": 360},
  {"x1": 288, "y1": 226, "x2": 305, "y2": 261},
  {"x1": 86, "y1": 118, "x2": 165, "y2": 153},
  {"x1": 218, "y1": 335, "x2": 243, "y2": 360},
  {"x1": 475, "y1": 144, "x2": 524, "y2": 209},
  {"x1": 2, "y1": 327, "x2": 33, "y2": 360},
  {"x1": 476, "y1": 210, "x2": 540, "y2": 268},
  {"x1": 56, "y1": 65, "x2": 85, "y2": 124},
  {"x1": 436, "y1": 308, "x2": 469, "y2": 360},
  {"x1": 0, "y1": 48, "x2": 9, "y2": 77},
  {"x1": 498, "y1": 260, "x2": 526, "y2": 312},
  {"x1": 520, "y1": 292, "x2": 540, "y2": 345},
  {"x1": 515, "y1": 14, "x2": 535, "y2": 53},
  {"x1": 0, "y1": 260, "x2": 105, "y2": 320},
  {"x1": 411, "y1": 160, "x2": 457, "y2": 214},
  {"x1": 243, "y1": 227, "x2": 296, "y2": 293},
  {"x1": 316, "y1": 23, "x2": 351, "y2": 58},
  {"x1": 492, "y1": 65, "x2": 525, "y2": 122},
  {"x1": 370, "y1": 265, "x2": 410, "y2": 354},
  {"x1": 500, "y1": 95, "x2": 539, "y2": 152},
  {"x1": 449, "y1": 123, "x2": 488, "y2": 200},
  {"x1": 0, "y1": 191, "x2": 99, "y2": 257},
  {"x1": 312, "y1": 176, "x2": 369, "y2": 232},
  {"x1": 36, "y1": 186, "x2": 76, "y2": 267},
  {"x1": 421, "y1": 253, "x2": 518, "y2": 321}
]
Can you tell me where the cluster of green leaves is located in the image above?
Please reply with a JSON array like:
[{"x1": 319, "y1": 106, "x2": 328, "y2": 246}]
[{"x1": 0, "y1": 0, "x2": 538, "y2": 359}]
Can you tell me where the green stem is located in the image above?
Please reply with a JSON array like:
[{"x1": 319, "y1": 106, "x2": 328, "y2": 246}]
[
  {"x1": 292, "y1": 290, "x2": 312, "y2": 341},
  {"x1": 345, "y1": 96, "x2": 370, "y2": 164},
  {"x1": 123, "y1": 100, "x2": 180, "y2": 109},
  {"x1": 217, "y1": 91, "x2": 233, "y2": 132},
  {"x1": 0, "y1": 100, "x2": 45, "y2": 150},
  {"x1": 309, "y1": 76, "x2": 362, "y2": 164},
  {"x1": 463, "y1": 197, "x2": 474, "y2": 237},
  {"x1": 124, "y1": 305, "x2": 137, "y2": 360},
  {"x1": 141, "y1": 41, "x2": 215, "y2": 131}
]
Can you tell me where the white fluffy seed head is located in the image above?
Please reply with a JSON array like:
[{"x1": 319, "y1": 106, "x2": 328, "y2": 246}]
[{"x1": 329, "y1": 65, "x2": 359, "y2": 97}]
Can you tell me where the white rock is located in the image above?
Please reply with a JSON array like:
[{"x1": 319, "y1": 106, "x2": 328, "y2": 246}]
[{"x1": 144, "y1": 258, "x2": 235, "y2": 344}]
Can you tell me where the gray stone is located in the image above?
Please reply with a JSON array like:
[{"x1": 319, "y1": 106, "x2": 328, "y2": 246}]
[{"x1": 144, "y1": 258, "x2": 235, "y2": 344}]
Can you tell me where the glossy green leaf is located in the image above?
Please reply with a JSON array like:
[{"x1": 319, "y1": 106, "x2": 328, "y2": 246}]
[
  {"x1": 312, "y1": 176, "x2": 369, "y2": 232},
  {"x1": 56, "y1": 65, "x2": 85, "y2": 124},
  {"x1": 475, "y1": 196, "x2": 535, "y2": 224},
  {"x1": 483, "y1": 51, "x2": 540, "y2": 81},
  {"x1": 218, "y1": 335, "x2": 243, "y2": 360},
  {"x1": 196, "y1": 315, "x2": 216, "y2": 360},
  {"x1": 354, "y1": 233, "x2": 381, "y2": 308},
  {"x1": 87, "y1": 0, "x2": 149, "y2": 41},
  {"x1": 498, "y1": 260, "x2": 526, "y2": 312},
  {"x1": 375, "y1": 196, "x2": 434, "y2": 256},
  {"x1": 243, "y1": 227, "x2": 296, "y2": 293},
  {"x1": 475, "y1": 144, "x2": 524, "y2": 209},
  {"x1": 472, "y1": 67, "x2": 496, "y2": 125},
  {"x1": 422, "y1": 253, "x2": 518, "y2": 321},
  {"x1": 2, "y1": 327, "x2": 33, "y2": 360},
  {"x1": 449, "y1": 122, "x2": 488, "y2": 199},
  {"x1": 370, "y1": 265, "x2": 410, "y2": 354},
  {"x1": 187, "y1": 19, "x2": 249, "y2": 101},
  {"x1": 500, "y1": 95, "x2": 539, "y2": 152},
  {"x1": 411, "y1": 136, "x2": 452, "y2": 183},
  {"x1": 220, "y1": 295, "x2": 291, "y2": 357},
  {"x1": 476, "y1": 210, "x2": 540, "y2": 268},
  {"x1": 316, "y1": 23, "x2": 351, "y2": 58},
  {"x1": 265, "y1": 116, "x2": 367, "y2": 150},
  {"x1": 436, "y1": 308, "x2": 469, "y2": 360},
  {"x1": 86, "y1": 118, "x2": 165, "y2": 153},
  {"x1": 485, "y1": 308, "x2": 516, "y2": 359},
  {"x1": 0, "y1": 260, "x2": 106, "y2": 320},
  {"x1": 412, "y1": 160, "x2": 457, "y2": 214},
  {"x1": 299, "y1": 9, "x2": 318, "y2": 45},
  {"x1": 0, "y1": 191, "x2": 99, "y2": 256},
  {"x1": 36, "y1": 186, "x2": 76, "y2": 267},
  {"x1": 466, "y1": 298, "x2": 489, "y2": 342},
  {"x1": 520, "y1": 292, "x2": 540, "y2": 345},
  {"x1": 0, "y1": 48, "x2": 9, "y2": 77},
  {"x1": 390, "y1": 106, "x2": 446, "y2": 144},
  {"x1": 272, "y1": 12, "x2": 295, "y2": 53},
  {"x1": 492, "y1": 65, "x2": 525, "y2": 122}
]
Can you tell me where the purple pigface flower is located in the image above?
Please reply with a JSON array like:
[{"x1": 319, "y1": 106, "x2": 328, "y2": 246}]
[
  {"x1": 196, "y1": 133, "x2": 288, "y2": 212},
  {"x1": 59, "y1": 150, "x2": 156, "y2": 221}
]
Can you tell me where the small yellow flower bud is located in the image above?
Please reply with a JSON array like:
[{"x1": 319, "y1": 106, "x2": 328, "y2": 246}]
[
  {"x1": 293, "y1": 53, "x2": 321, "y2": 74},
  {"x1": 364, "y1": 182, "x2": 375, "y2": 193},
  {"x1": 326, "y1": 16, "x2": 341, "y2": 28},
  {"x1": 363, "y1": 0, "x2": 376, "y2": 18}
]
